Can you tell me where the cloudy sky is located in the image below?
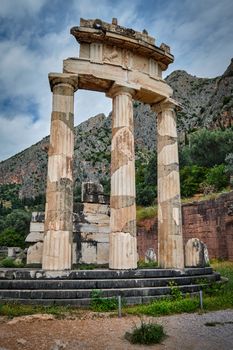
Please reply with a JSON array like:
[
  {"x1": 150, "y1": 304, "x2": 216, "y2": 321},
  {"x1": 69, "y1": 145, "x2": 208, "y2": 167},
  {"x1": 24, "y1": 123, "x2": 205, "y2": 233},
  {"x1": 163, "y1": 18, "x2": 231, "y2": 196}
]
[{"x1": 0, "y1": 0, "x2": 232, "y2": 161}]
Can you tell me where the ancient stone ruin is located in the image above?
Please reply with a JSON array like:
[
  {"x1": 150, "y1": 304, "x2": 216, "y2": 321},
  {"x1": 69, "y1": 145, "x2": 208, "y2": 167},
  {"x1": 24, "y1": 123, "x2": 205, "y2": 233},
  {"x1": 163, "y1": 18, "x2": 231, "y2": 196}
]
[{"x1": 42, "y1": 18, "x2": 184, "y2": 271}]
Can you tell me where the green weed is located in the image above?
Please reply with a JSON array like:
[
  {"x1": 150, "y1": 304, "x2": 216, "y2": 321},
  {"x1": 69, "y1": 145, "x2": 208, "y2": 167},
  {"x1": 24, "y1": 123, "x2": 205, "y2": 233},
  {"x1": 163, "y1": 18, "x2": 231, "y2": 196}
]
[
  {"x1": 90, "y1": 290, "x2": 118, "y2": 312},
  {"x1": 125, "y1": 320, "x2": 166, "y2": 345}
]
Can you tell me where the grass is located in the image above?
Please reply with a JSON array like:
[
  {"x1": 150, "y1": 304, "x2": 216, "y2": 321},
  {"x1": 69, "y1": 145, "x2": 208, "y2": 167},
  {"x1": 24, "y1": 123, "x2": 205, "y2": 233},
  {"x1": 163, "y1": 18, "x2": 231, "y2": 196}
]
[
  {"x1": 0, "y1": 304, "x2": 78, "y2": 318},
  {"x1": 90, "y1": 290, "x2": 119, "y2": 312},
  {"x1": 124, "y1": 261, "x2": 233, "y2": 316},
  {"x1": 137, "y1": 260, "x2": 158, "y2": 269},
  {"x1": 136, "y1": 205, "x2": 157, "y2": 223}
]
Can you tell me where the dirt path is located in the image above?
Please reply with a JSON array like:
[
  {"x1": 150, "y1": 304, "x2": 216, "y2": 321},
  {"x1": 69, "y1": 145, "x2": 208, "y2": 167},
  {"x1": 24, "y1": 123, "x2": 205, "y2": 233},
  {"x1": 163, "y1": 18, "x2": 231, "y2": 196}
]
[{"x1": 0, "y1": 309, "x2": 233, "y2": 350}]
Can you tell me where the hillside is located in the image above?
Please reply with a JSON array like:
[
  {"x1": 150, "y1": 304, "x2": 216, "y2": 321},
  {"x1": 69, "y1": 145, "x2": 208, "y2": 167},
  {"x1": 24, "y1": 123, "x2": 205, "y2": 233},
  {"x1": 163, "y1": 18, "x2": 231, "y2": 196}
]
[{"x1": 0, "y1": 59, "x2": 232, "y2": 199}]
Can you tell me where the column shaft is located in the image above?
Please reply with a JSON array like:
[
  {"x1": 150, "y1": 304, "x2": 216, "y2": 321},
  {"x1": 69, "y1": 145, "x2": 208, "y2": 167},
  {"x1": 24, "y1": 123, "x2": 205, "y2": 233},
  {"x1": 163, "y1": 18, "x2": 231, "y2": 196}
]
[
  {"x1": 155, "y1": 101, "x2": 184, "y2": 269},
  {"x1": 109, "y1": 88, "x2": 137, "y2": 269},
  {"x1": 42, "y1": 79, "x2": 76, "y2": 270}
]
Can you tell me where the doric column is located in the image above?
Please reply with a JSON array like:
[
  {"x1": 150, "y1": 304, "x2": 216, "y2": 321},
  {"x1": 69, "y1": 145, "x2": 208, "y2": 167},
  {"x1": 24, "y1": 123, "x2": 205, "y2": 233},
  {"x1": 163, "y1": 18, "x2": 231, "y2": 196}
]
[
  {"x1": 152, "y1": 99, "x2": 184, "y2": 269},
  {"x1": 107, "y1": 85, "x2": 137, "y2": 269},
  {"x1": 42, "y1": 73, "x2": 78, "y2": 270}
]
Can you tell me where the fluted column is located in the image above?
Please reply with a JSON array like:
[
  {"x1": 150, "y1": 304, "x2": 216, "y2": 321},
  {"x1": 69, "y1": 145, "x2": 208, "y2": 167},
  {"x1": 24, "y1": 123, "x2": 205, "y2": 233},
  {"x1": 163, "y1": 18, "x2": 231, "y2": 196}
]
[
  {"x1": 152, "y1": 99, "x2": 184, "y2": 269},
  {"x1": 107, "y1": 85, "x2": 137, "y2": 269},
  {"x1": 42, "y1": 73, "x2": 78, "y2": 270}
]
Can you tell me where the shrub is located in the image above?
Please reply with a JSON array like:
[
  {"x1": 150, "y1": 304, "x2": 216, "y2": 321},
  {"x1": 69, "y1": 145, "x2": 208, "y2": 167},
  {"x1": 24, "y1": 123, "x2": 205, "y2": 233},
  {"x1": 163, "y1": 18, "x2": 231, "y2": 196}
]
[
  {"x1": 205, "y1": 164, "x2": 228, "y2": 191},
  {"x1": 125, "y1": 321, "x2": 166, "y2": 345},
  {"x1": 188, "y1": 129, "x2": 233, "y2": 167},
  {"x1": 180, "y1": 165, "x2": 207, "y2": 197},
  {"x1": 0, "y1": 228, "x2": 26, "y2": 248},
  {"x1": 0, "y1": 257, "x2": 24, "y2": 268}
]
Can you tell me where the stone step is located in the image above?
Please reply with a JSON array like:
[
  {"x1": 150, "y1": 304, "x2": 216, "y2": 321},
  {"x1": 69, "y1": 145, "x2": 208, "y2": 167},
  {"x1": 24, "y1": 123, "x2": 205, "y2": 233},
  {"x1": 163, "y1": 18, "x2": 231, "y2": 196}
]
[
  {"x1": 0, "y1": 267, "x2": 214, "y2": 280},
  {"x1": 0, "y1": 273, "x2": 220, "y2": 290},
  {"x1": 0, "y1": 284, "x2": 206, "y2": 300}
]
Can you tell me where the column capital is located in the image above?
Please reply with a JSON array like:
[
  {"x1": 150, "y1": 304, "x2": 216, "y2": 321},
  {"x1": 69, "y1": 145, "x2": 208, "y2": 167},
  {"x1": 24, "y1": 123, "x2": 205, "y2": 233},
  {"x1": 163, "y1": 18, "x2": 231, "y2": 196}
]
[
  {"x1": 106, "y1": 83, "x2": 136, "y2": 99},
  {"x1": 151, "y1": 97, "x2": 182, "y2": 114},
  {"x1": 49, "y1": 73, "x2": 79, "y2": 92}
]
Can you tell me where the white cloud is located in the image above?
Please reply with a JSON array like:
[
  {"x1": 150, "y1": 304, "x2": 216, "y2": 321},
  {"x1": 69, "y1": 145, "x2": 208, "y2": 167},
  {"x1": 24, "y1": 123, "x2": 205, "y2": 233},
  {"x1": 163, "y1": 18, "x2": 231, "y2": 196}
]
[
  {"x1": 0, "y1": 0, "x2": 46, "y2": 18},
  {"x1": 0, "y1": 0, "x2": 232, "y2": 161}
]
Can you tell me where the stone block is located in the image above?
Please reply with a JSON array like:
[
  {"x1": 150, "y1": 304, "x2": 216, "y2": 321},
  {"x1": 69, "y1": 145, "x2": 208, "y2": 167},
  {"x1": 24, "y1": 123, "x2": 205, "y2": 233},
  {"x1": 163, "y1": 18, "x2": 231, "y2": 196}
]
[
  {"x1": 26, "y1": 231, "x2": 44, "y2": 243},
  {"x1": 31, "y1": 212, "x2": 45, "y2": 222},
  {"x1": 80, "y1": 242, "x2": 97, "y2": 264},
  {"x1": 78, "y1": 223, "x2": 110, "y2": 234},
  {"x1": 185, "y1": 238, "x2": 209, "y2": 267},
  {"x1": 145, "y1": 248, "x2": 157, "y2": 263},
  {"x1": 82, "y1": 203, "x2": 110, "y2": 215},
  {"x1": 8, "y1": 247, "x2": 23, "y2": 258},
  {"x1": 81, "y1": 232, "x2": 109, "y2": 243},
  {"x1": 30, "y1": 222, "x2": 44, "y2": 232},
  {"x1": 27, "y1": 242, "x2": 43, "y2": 265},
  {"x1": 97, "y1": 243, "x2": 109, "y2": 264}
]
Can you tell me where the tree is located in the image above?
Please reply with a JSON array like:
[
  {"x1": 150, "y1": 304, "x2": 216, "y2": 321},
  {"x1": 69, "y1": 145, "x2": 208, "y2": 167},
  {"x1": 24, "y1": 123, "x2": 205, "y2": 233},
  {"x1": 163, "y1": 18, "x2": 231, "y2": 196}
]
[{"x1": 188, "y1": 129, "x2": 233, "y2": 167}]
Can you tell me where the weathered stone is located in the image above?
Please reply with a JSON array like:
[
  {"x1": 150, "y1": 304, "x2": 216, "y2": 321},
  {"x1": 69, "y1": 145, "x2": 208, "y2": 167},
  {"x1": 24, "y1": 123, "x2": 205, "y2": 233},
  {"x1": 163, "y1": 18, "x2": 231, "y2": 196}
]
[
  {"x1": 81, "y1": 182, "x2": 109, "y2": 204},
  {"x1": 145, "y1": 248, "x2": 157, "y2": 263},
  {"x1": 31, "y1": 212, "x2": 45, "y2": 223},
  {"x1": 8, "y1": 247, "x2": 23, "y2": 258},
  {"x1": 25, "y1": 231, "x2": 44, "y2": 243},
  {"x1": 42, "y1": 18, "x2": 182, "y2": 270},
  {"x1": 152, "y1": 100, "x2": 184, "y2": 269},
  {"x1": 27, "y1": 242, "x2": 43, "y2": 265},
  {"x1": 185, "y1": 238, "x2": 209, "y2": 267}
]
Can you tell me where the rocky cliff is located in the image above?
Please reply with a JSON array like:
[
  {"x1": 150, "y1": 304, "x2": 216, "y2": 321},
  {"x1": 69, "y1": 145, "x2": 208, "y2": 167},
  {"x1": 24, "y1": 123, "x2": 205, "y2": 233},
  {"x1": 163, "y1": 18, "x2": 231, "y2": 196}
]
[{"x1": 0, "y1": 59, "x2": 232, "y2": 199}]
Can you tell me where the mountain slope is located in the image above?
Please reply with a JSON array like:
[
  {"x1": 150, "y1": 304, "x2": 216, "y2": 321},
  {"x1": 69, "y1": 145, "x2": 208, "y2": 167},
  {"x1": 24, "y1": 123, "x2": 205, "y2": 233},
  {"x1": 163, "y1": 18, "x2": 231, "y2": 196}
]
[{"x1": 0, "y1": 59, "x2": 232, "y2": 199}]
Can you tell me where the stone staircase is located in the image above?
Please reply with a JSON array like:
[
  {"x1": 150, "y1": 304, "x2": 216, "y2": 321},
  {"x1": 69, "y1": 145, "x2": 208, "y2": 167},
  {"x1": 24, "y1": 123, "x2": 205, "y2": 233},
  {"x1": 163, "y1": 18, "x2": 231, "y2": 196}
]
[{"x1": 0, "y1": 267, "x2": 221, "y2": 306}]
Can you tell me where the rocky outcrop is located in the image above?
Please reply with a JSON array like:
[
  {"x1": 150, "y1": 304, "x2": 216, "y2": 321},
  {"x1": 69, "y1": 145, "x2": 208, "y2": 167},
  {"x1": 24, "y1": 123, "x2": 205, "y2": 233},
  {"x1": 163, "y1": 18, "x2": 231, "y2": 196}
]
[{"x1": 0, "y1": 59, "x2": 232, "y2": 199}]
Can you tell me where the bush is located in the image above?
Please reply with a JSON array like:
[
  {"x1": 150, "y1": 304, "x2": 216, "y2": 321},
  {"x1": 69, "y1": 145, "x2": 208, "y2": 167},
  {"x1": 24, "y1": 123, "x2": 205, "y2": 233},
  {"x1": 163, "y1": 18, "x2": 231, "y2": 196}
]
[
  {"x1": 0, "y1": 257, "x2": 24, "y2": 268},
  {"x1": 205, "y1": 164, "x2": 228, "y2": 191},
  {"x1": 180, "y1": 165, "x2": 207, "y2": 197},
  {"x1": 0, "y1": 228, "x2": 26, "y2": 248},
  {"x1": 125, "y1": 321, "x2": 166, "y2": 345},
  {"x1": 188, "y1": 129, "x2": 233, "y2": 167}
]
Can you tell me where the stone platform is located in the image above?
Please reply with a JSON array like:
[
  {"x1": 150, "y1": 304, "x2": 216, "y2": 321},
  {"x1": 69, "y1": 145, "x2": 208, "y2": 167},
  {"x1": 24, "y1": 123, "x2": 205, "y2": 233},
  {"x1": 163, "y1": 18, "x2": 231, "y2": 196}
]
[{"x1": 0, "y1": 267, "x2": 221, "y2": 306}]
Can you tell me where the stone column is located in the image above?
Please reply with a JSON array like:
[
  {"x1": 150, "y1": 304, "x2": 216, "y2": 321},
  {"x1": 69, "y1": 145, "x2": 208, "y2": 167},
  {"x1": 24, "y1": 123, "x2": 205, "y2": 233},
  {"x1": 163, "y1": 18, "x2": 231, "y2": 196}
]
[
  {"x1": 107, "y1": 86, "x2": 137, "y2": 269},
  {"x1": 152, "y1": 99, "x2": 184, "y2": 269},
  {"x1": 42, "y1": 73, "x2": 78, "y2": 270}
]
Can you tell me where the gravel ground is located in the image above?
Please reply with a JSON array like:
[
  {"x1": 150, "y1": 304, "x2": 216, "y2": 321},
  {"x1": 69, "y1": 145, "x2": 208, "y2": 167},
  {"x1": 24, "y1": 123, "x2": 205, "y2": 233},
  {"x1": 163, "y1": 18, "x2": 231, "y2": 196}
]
[{"x1": 0, "y1": 309, "x2": 233, "y2": 350}]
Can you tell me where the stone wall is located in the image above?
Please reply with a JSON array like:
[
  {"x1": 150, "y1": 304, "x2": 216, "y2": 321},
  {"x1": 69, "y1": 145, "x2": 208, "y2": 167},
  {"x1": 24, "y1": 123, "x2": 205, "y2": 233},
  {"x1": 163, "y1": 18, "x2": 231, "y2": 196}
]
[
  {"x1": 137, "y1": 191, "x2": 233, "y2": 261},
  {"x1": 26, "y1": 190, "x2": 233, "y2": 265}
]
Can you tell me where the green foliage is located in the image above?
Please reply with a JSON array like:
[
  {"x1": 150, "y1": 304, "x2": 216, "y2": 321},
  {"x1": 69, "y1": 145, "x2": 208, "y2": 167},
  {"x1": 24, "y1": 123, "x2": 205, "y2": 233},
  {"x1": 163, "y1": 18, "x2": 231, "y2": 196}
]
[
  {"x1": 180, "y1": 165, "x2": 207, "y2": 197},
  {"x1": 188, "y1": 128, "x2": 233, "y2": 167},
  {"x1": 204, "y1": 164, "x2": 228, "y2": 191},
  {"x1": 0, "y1": 257, "x2": 24, "y2": 268},
  {"x1": 125, "y1": 261, "x2": 233, "y2": 316},
  {"x1": 168, "y1": 281, "x2": 182, "y2": 300},
  {"x1": 0, "y1": 184, "x2": 21, "y2": 205},
  {"x1": 222, "y1": 96, "x2": 231, "y2": 106},
  {"x1": 136, "y1": 153, "x2": 157, "y2": 206},
  {"x1": 126, "y1": 297, "x2": 200, "y2": 316},
  {"x1": 0, "y1": 228, "x2": 26, "y2": 247},
  {"x1": 4, "y1": 210, "x2": 31, "y2": 236},
  {"x1": 136, "y1": 206, "x2": 157, "y2": 222},
  {"x1": 125, "y1": 320, "x2": 166, "y2": 345},
  {"x1": 90, "y1": 290, "x2": 118, "y2": 312},
  {"x1": 137, "y1": 260, "x2": 158, "y2": 269},
  {"x1": 0, "y1": 209, "x2": 31, "y2": 248}
]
